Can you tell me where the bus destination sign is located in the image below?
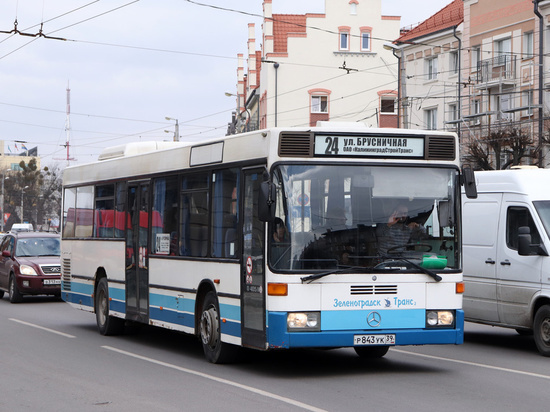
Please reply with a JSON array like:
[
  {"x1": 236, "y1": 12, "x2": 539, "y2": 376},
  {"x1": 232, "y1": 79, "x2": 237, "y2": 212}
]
[{"x1": 314, "y1": 135, "x2": 425, "y2": 158}]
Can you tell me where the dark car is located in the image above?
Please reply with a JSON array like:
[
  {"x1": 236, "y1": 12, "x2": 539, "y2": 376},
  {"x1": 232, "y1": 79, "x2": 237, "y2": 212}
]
[{"x1": 0, "y1": 232, "x2": 61, "y2": 303}]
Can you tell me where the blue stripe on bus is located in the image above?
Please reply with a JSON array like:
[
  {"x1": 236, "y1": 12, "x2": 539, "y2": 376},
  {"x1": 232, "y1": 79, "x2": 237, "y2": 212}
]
[
  {"x1": 148, "y1": 306, "x2": 241, "y2": 338},
  {"x1": 267, "y1": 310, "x2": 464, "y2": 349},
  {"x1": 149, "y1": 293, "x2": 241, "y2": 323},
  {"x1": 62, "y1": 291, "x2": 94, "y2": 308},
  {"x1": 322, "y1": 309, "x2": 425, "y2": 330},
  {"x1": 69, "y1": 281, "x2": 94, "y2": 295}
]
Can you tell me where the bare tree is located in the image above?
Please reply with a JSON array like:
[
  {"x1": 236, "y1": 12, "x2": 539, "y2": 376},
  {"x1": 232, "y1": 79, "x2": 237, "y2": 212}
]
[{"x1": 463, "y1": 125, "x2": 537, "y2": 170}]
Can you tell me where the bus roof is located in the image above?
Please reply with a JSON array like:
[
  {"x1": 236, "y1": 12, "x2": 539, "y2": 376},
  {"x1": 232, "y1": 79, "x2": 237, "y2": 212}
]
[{"x1": 63, "y1": 125, "x2": 458, "y2": 187}]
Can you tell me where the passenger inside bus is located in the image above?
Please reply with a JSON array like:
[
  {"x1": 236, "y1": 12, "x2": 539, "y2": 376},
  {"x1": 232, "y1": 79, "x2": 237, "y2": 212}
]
[{"x1": 376, "y1": 203, "x2": 427, "y2": 256}]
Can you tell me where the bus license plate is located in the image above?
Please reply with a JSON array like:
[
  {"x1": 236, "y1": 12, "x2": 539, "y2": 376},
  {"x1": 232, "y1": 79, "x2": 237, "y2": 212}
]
[
  {"x1": 44, "y1": 279, "x2": 61, "y2": 285},
  {"x1": 354, "y1": 334, "x2": 395, "y2": 346}
]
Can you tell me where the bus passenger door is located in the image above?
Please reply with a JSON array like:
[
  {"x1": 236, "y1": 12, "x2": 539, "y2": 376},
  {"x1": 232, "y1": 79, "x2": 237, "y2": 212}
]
[
  {"x1": 126, "y1": 182, "x2": 150, "y2": 323},
  {"x1": 241, "y1": 169, "x2": 266, "y2": 349}
]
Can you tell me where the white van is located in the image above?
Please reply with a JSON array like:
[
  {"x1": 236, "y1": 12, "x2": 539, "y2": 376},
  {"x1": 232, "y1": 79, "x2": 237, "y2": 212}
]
[
  {"x1": 462, "y1": 168, "x2": 550, "y2": 356},
  {"x1": 10, "y1": 223, "x2": 33, "y2": 232}
]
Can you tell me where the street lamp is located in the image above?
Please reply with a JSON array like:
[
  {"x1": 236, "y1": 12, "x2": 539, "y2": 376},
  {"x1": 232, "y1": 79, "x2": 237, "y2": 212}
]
[
  {"x1": 21, "y1": 185, "x2": 28, "y2": 224},
  {"x1": 1, "y1": 170, "x2": 9, "y2": 232},
  {"x1": 165, "y1": 116, "x2": 179, "y2": 142}
]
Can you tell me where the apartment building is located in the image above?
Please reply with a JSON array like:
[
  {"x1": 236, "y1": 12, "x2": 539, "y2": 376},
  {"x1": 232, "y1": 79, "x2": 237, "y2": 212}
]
[{"x1": 393, "y1": 0, "x2": 549, "y2": 169}]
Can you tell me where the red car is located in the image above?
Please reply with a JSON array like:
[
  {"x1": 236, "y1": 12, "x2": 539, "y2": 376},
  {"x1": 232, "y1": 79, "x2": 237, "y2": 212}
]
[{"x1": 0, "y1": 232, "x2": 61, "y2": 303}]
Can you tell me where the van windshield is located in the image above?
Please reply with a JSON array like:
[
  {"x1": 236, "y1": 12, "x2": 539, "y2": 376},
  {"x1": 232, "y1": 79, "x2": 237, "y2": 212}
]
[
  {"x1": 533, "y1": 201, "x2": 550, "y2": 240},
  {"x1": 269, "y1": 164, "x2": 460, "y2": 272}
]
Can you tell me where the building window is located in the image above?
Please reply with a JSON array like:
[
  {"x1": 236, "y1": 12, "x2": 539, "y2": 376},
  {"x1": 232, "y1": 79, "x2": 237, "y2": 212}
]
[
  {"x1": 472, "y1": 45, "x2": 481, "y2": 72},
  {"x1": 522, "y1": 89, "x2": 534, "y2": 116},
  {"x1": 523, "y1": 31, "x2": 534, "y2": 59},
  {"x1": 381, "y1": 98, "x2": 395, "y2": 114},
  {"x1": 361, "y1": 31, "x2": 371, "y2": 51},
  {"x1": 497, "y1": 93, "x2": 512, "y2": 120},
  {"x1": 426, "y1": 57, "x2": 438, "y2": 80},
  {"x1": 311, "y1": 95, "x2": 328, "y2": 113},
  {"x1": 339, "y1": 30, "x2": 350, "y2": 51},
  {"x1": 448, "y1": 103, "x2": 458, "y2": 122},
  {"x1": 425, "y1": 108, "x2": 437, "y2": 130},
  {"x1": 450, "y1": 50, "x2": 459, "y2": 75},
  {"x1": 350, "y1": 2, "x2": 357, "y2": 15},
  {"x1": 495, "y1": 37, "x2": 511, "y2": 65}
]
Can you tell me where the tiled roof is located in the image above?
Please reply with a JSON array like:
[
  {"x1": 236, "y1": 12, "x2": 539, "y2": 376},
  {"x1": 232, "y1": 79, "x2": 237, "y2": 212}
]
[
  {"x1": 273, "y1": 14, "x2": 307, "y2": 53},
  {"x1": 396, "y1": 0, "x2": 463, "y2": 44}
]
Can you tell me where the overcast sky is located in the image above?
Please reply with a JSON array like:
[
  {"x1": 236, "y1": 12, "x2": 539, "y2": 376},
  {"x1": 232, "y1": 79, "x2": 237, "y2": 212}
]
[{"x1": 0, "y1": 0, "x2": 451, "y2": 167}]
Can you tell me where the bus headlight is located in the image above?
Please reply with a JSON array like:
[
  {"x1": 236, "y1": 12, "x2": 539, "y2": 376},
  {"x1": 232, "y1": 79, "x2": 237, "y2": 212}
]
[
  {"x1": 426, "y1": 310, "x2": 454, "y2": 327},
  {"x1": 287, "y1": 312, "x2": 320, "y2": 331}
]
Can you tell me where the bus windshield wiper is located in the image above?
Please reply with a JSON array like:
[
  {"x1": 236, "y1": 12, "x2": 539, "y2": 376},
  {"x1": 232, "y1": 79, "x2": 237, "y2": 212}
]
[
  {"x1": 379, "y1": 255, "x2": 442, "y2": 282},
  {"x1": 301, "y1": 266, "x2": 370, "y2": 284}
]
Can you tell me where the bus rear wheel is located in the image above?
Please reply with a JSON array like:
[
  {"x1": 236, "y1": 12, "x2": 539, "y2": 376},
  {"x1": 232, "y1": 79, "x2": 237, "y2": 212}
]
[
  {"x1": 199, "y1": 291, "x2": 238, "y2": 363},
  {"x1": 534, "y1": 305, "x2": 550, "y2": 356},
  {"x1": 95, "y1": 277, "x2": 124, "y2": 336},
  {"x1": 354, "y1": 346, "x2": 389, "y2": 358}
]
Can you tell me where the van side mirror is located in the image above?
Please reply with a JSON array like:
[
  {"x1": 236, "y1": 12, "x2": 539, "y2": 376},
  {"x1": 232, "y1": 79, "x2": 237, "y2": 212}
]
[
  {"x1": 518, "y1": 226, "x2": 549, "y2": 256},
  {"x1": 258, "y1": 180, "x2": 276, "y2": 223},
  {"x1": 518, "y1": 226, "x2": 532, "y2": 256},
  {"x1": 462, "y1": 165, "x2": 477, "y2": 199}
]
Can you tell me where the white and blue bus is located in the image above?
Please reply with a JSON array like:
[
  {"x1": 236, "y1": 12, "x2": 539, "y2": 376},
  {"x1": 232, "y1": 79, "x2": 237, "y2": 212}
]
[{"x1": 61, "y1": 123, "x2": 477, "y2": 363}]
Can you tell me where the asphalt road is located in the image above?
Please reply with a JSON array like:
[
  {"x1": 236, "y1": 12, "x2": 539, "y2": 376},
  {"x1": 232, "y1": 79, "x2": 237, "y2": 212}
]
[{"x1": 1, "y1": 296, "x2": 549, "y2": 412}]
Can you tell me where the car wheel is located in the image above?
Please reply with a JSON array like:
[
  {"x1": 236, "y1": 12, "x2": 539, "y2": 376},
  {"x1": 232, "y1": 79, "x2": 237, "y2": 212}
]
[
  {"x1": 95, "y1": 277, "x2": 124, "y2": 335},
  {"x1": 534, "y1": 305, "x2": 550, "y2": 356},
  {"x1": 9, "y1": 275, "x2": 23, "y2": 303},
  {"x1": 199, "y1": 291, "x2": 239, "y2": 363}
]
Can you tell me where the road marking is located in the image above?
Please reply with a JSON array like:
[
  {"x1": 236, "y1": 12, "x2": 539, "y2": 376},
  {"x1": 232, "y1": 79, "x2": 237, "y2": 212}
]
[
  {"x1": 9, "y1": 318, "x2": 76, "y2": 338},
  {"x1": 102, "y1": 345, "x2": 327, "y2": 412},
  {"x1": 393, "y1": 349, "x2": 550, "y2": 380}
]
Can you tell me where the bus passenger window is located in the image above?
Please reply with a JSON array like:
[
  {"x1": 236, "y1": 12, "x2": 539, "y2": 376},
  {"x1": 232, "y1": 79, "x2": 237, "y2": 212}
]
[{"x1": 212, "y1": 169, "x2": 239, "y2": 258}]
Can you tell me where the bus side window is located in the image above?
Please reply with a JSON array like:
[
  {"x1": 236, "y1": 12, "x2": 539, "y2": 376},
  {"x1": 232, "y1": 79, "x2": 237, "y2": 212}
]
[
  {"x1": 152, "y1": 176, "x2": 178, "y2": 255},
  {"x1": 180, "y1": 173, "x2": 210, "y2": 258},
  {"x1": 212, "y1": 169, "x2": 239, "y2": 258}
]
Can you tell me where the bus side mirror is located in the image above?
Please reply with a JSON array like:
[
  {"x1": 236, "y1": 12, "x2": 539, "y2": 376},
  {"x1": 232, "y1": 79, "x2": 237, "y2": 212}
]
[
  {"x1": 258, "y1": 181, "x2": 276, "y2": 222},
  {"x1": 462, "y1": 165, "x2": 477, "y2": 199}
]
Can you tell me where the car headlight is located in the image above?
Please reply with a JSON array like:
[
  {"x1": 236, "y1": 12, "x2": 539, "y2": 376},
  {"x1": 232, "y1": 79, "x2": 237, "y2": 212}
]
[
  {"x1": 426, "y1": 310, "x2": 454, "y2": 327},
  {"x1": 287, "y1": 312, "x2": 320, "y2": 331},
  {"x1": 20, "y1": 265, "x2": 38, "y2": 276}
]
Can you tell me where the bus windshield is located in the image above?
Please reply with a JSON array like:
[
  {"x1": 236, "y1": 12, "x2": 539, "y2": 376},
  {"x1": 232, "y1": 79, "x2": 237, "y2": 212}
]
[{"x1": 269, "y1": 164, "x2": 460, "y2": 272}]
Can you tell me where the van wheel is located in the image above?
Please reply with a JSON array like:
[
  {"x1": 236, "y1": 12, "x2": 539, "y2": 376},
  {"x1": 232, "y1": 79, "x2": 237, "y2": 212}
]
[
  {"x1": 533, "y1": 305, "x2": 550, "y2": 356},
  {"x1": 9, "y1": 275, "x2": 23, "y2": 303},
  {"x1": 199, "y1": 291, "x2": 239, "y2": 363},
  {"x1": 95, "y1": 278, "x2": 124, "y2": 335}
]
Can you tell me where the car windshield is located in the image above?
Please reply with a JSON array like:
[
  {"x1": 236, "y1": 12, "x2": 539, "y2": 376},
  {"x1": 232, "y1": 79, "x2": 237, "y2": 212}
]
[
  {"x1": 269, "y1": 164, "x2": 460, "y2": 272},
  {"x1": 16, "y1": 237, "x2": 61, "y2": 257}
]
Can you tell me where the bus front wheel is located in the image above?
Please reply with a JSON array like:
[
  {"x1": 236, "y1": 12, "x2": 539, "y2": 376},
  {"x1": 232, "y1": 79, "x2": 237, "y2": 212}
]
[
  {"x1": 95, "y1": 277, "x2": 124, "y2": 336},
  {"x1": 534, "y1": 305, "x2": 550, "y2": 356},
  {"x1": 199, "y1": 291, "x2": 238, "y2": 363}
]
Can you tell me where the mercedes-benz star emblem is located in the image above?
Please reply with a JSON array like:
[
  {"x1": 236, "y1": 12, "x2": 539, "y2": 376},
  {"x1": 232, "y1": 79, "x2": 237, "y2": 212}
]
[{"x1": 367, "y1": 311, "x2": 381, "y2": 327}]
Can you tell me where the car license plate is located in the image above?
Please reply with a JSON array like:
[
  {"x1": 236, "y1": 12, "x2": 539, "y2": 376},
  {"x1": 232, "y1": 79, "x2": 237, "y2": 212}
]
[
  {"x1": 44, "y1": 279, "x2": 61, "y2": 285},
  {"x1": 354, "y1": 334, "x2": 395, "y2": 346}
]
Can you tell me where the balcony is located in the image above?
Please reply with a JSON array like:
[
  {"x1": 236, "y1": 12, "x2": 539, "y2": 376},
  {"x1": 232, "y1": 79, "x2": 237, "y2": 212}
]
[{"x1": 476, "y1": 55, "x2": 516, "y2": 87}]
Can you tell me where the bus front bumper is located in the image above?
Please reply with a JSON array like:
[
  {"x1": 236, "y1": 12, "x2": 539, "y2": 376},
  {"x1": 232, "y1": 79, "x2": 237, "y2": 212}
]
[{"x1": 266, "y1": 310, "x2": 464, "y2": 349}]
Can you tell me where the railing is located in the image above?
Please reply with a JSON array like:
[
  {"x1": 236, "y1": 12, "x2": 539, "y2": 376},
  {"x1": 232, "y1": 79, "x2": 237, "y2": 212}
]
[{"x1": 476, "y1": 55, "x2": 516, "y2": 84}]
